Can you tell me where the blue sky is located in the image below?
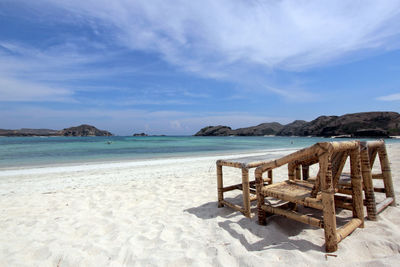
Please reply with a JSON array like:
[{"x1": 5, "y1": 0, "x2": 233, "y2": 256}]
[{"x1": 1, "y1": 1, "x2": 400, "y2": 135}]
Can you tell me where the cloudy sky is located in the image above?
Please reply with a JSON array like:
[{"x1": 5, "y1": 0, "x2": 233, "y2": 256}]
[{"x1": 1, "y1": 1, "x2": 400, "y2": 135}]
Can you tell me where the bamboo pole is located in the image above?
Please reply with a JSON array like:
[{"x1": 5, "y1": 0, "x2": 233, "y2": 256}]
[
  {"x1": 360, "y1": 142, "x2": 377, "y2": 220},
  {"x1": 242, "y1": 168, "x2": 251, "y2": 218},
  {"x1": 262, "y1": 205, "x2": 323, "y2": 228},
  {"x1": 220, "y1": 200, "x2": 245, "y2": 214},
  {"x1": 256, "y1": 167, "x2": 267, "y2": 225},
  {"x1": 337, "y1": 187, "x2": 353, "y2": 195},
  {"x1": 376, "y1": 197, "x2": 395, "y2": 213},
  {"x1": 350, "y1": 147, "x2": 364, "y2": 227},
  {"x1": 217, "y1": 164, "x2": 224, "y2": 208},
  {"x1": 302, "y1": 165, "x2": 310, "y2": 180},
  {"x1": 371, "y1": 173, "x2": 384, "y2": 179},
  {"x1": 295, "y1": 165, "x2": 302, "y2": 180},
  {"x1": 377, "y1": 144, "x2": 396, "y2": 206},
  {"x1": 369, "y1": 148, "x2": 378, "y2": 167},
  {"x1": 336, "y1": 218, "x2": 363, "y2": 243},
  {"x1": 332, "y1": 152, "x2": 348, "y2": 188},
  {"x1": 320, "y1": 153, "x2": 339, "y2": 253},
  {"x1": 250, "y1": 195, "x2": 257, "y2": 202},
  {"x1": 334, "y1": 199, "x2": 353, "y2": 210},
  {"x1": 268, "y1": 170, "x2": 273, "y2": 184},
  {"x1": 288, "y1": 162, "x2": 296, "y2": 181},
  {"x1": 374, "y1": 188, "x2": 386, "y2": 193},
  {"x1": 255, "y1": 144, "x2": 321, "y2": 174},
  {"x1": 297, "y1": 197, "x2": 324, "y2": 210},
  {"x1": 221, "y1": 184, "x2": 242, "y2": 192}
]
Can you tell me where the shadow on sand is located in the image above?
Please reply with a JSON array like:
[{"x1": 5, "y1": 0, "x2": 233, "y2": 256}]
[{"x1": 185, "y1": 195, "x2": 353, "y2": 253}]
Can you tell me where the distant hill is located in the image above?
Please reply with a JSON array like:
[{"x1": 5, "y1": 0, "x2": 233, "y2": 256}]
[
  {"x1": 59, "y1": 124, "x2": 112, "y2": 136},
  {"x1": 0, "y1": 128, "x2": 59, "y2": 137},
  {"x1": 194, "y1": 112, "x2": 400, "y2": 138},
  {"x1": 0, "y1": 124, "x2": 112, "y2": 137}
]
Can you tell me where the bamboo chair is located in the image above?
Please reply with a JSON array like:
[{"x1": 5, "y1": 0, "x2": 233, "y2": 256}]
[
  {"x1": 336, "y1": 140, "x2": 396, "y2": 220},
  {"x1": 255, "y1": 141, "x2": 364, "y2": 252}
]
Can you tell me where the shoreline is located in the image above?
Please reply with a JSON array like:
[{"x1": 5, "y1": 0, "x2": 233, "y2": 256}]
[{"x1": 0, "y1": 147, "x2": 299, "y2": 176}]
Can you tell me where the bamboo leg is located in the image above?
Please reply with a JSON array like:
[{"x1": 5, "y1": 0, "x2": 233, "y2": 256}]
[
  {"x1": 302, "y1": 165, "x2": 309, "y2": 180},
  {"x1": 295, "y1": 165, "x2": 301, "y2": 180},
  {"x1": 320, "y1": 155, "x2": 338, "y2": 253},
  {"x1": 360, "y1": 143, "x2": 377, "y2": 220},
  {"x1": 242, "y1": 168, "x2": 251, "y2": 218},
  {"x1": 288, "y1": 163, "x2": 295, "y2": 181},
  {"x1": 350, "y1": 148, "x2": 364, "y2": 227},
  {"x1": 322, "y1": 191, "x2": 338, "y2": 252},
  {"x1": 217, "y1": 164, "x2": 224, "y2": 208},
  {"x1": 378, "y1": 145, "x2": 396, "y2": 206},
  {"x1": 268, "y1": 170, "x2": 273, "y2": 184},
  {"x1": 256, "y1": 168, "x2": 266, "y2": 225}
]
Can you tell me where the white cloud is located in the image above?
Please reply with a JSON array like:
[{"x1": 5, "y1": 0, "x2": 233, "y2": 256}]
[
  {"x1": 376, "y1": 93, "x2": 400, "y2": 101},
  {"x1": 34, "y1": 0, "x2": 400, "y2": 72},
  {"x1": 3, "y1": 1, "x2": 400, "y2": 102}
]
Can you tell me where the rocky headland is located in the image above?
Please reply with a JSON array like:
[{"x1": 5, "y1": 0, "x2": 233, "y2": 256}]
[
  {"x1": 0, "y1": 124, "x2": 112, "y2": 137},
  {"x1": 133, "y1": 133, "x2": 148, "y2": 137},
  {"x1": 194, "y1": 112, "x2": 400, "y2": 138}
]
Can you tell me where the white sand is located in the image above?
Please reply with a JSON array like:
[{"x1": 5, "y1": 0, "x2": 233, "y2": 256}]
[{"x1": 0, "y1": 145, "x2": 399, "y2": 266}]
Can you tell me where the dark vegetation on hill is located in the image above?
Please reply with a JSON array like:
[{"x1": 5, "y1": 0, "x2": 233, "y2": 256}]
[{"x1": 194, "y1": 112, "x2": 400, "y2": 138}]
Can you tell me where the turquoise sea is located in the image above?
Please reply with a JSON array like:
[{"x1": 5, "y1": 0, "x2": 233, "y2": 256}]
[{"x1": 0, "y1": 136, "x2": 399, "y2": 169}]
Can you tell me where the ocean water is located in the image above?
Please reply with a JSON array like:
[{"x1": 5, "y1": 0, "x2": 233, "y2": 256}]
[{"x1": 0, "y1": 136, "x2": 398, "y2": 169}]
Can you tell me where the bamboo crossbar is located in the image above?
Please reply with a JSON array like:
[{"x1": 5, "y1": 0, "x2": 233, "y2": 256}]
[
  {"x1": 337, "y1": 188, "x2": 353, "y2": 195},
  {"x1": 336, "y1": 218, "x2": 363, "y2": 243},
  {"x1": 297, "y1": 197, "x2": 324, "y2": 210},
  {"x1": 364, "y1": 140, "x2": 384, "y2": 149},
  {"x1": 261, "y1": 205, "x2": 323, "y2": 228},
  {"x1": 221, "y1": 177, "x2": 272, "y2": 193},
  {"x1": 376, "y1": 197, "x2": 394, "y2": 213},
  {"x1": 250, "y1": 195, "x2": 257, "y2": 202},
  {"x1": 222, "y1": 184, "x2": 242, "y2": 192},
  {"x1": 374, "y1": 188, "x2": 386, "y2": 193},
  {"x1": 220, "y1": 200, "x2": 245, "y2": 214},
  {"x1": 372, "y1": 173, "x2": 384, "y2": 179},
  {"x1": 255, "y1": 141, "x2": 359, "y2": 175},
  {"x1": 217, "y1": 159, "x2": 281, "y2": 169}
]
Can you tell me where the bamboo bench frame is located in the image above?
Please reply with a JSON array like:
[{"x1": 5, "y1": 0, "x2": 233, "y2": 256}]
[
  {"x1": 298, "y1": 140, "x2": 395, "y2": 221},
  {"x1": 255, "y1": 141, "x2": 364, "y2": 252},
  {"x1": 336, "y1": 140, "x2": 396, "y2": 220},
  {"x1": 217, "y1": 158, "x2": 273, "y2": 218}
]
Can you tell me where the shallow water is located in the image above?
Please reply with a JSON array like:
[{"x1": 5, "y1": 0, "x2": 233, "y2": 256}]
[{"x1": 0, "y1": 136, "x2": 398, "y2": 168}]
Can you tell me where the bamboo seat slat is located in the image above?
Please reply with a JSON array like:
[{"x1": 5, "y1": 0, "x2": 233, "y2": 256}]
[{"x1": 261, "y1": 180, "x2": 315, "y2": 203}]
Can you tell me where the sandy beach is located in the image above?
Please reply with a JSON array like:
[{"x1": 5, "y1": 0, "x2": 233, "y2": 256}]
[{"x1": 0, "y1": 144, "x2": 399, "y2": 266}]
